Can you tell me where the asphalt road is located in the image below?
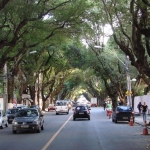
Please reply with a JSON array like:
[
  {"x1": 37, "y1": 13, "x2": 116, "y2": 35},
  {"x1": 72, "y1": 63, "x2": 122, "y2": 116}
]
[{"x1": 0, "y1": 107, "x2": 150, "y2": 150}]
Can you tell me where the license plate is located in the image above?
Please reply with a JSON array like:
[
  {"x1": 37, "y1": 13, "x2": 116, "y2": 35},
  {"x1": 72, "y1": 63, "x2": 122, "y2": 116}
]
[
  {"x1": 79, "y1": 113, "x2": 84, "y2": 114},
  {"x1": 123, "y1": 117, "x2": 128, "y2": 119},
  {"x1": 21, "y1": 125, "x2": 29, "y2": 128}
]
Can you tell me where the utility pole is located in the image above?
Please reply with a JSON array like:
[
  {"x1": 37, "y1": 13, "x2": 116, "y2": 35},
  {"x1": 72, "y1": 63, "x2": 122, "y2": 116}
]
[
  {"x1": 125, "y1": 56, "x2": 132, "y2": 107},
  {"x1": 3, "y1": 63, "x2": 8, "y2": 112}
]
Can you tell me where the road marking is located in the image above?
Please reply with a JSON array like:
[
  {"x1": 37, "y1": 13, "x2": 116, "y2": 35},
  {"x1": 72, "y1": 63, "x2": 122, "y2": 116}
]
[{"x1": 41, "y1": 115, "x2": 72, "y2": 150}]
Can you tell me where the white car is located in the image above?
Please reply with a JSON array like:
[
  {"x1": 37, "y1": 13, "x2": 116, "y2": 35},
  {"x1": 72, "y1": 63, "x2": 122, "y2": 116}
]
[
  {"x1": 0, "y1": 110, "x2": 8, "y2": 129},
  {"x1": 55, "y1": 100, "x2": 69, "y2": 115}
]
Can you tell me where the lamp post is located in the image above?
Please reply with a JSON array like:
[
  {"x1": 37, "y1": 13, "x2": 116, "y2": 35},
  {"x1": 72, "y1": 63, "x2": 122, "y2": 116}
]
[
  {"x1": 3, "y1": 63, "x2": 8, "y2": 112},
  {"x1": 94, "y1": 46, "x2": 134, "y2": 107},
  {"x1": 125, "y1": 56, "x2": 132, "y2": 107}
]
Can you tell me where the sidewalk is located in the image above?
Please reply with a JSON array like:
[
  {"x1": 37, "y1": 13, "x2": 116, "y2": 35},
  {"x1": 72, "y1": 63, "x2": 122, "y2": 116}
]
[{"x1": 134, "y1": 113, "x2": 150, "y2": 128}]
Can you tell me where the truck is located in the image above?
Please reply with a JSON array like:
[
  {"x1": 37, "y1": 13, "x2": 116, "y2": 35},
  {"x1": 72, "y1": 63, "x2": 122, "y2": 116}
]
[{"x1": 91, "y1": 97, "x2": 97, "y2": 107}]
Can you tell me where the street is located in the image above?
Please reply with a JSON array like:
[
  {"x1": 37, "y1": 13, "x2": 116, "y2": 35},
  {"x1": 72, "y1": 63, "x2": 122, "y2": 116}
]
[{"x1": 0, "y1": 107, "x2": 150, "y2": 150}]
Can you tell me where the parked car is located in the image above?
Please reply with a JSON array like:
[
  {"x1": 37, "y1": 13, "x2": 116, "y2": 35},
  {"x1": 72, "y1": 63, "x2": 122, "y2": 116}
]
[
  {"x1": 48, "y1": 104, "x2": 56, "y2": 111},
  {"x1": 73, "y1": 105, "x2": 91, "y2": 121},
  {"x1": 6, "y1": 108, "x2": 19, "y2": 123},
  {"x1": 16, "y1": 105, "x2": 27, "y2": 110},
  {"x1": 29, "y1": 105, "x2": 41, "y2": 110},
  {"x1": 12, "y1": 108, "x2": 44, "y2": 134},
  {"x1": 112, "y1": 106, "x2": 134, "y2": 123},
  {"x1": 0, "y1": 110, "x2": 8, "y2": 129},
  {"x1": 55, "y1": 100, "x2": 69, "y2": 115}
]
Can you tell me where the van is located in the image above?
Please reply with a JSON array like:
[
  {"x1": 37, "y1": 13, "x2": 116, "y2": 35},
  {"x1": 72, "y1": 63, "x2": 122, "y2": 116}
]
[{"x1": 55, "y1": 100, "x2": 69, "y2": 115}]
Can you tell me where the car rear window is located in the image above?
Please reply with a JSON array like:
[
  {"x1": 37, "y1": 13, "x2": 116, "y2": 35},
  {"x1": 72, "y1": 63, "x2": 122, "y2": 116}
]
[
  {"x1": 117, "y1": 106, "x2": 132, "y2": 111},
  {"x1": 76, "y1": 106, "x2": 87, "y2": 110},
  {"x1": 56, "y1": 102, "x2": 67, "y2": 106}
]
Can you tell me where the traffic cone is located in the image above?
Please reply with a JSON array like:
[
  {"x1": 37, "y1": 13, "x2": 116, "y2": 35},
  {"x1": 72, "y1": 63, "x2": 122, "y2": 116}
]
[
  {"x1": 129, "y1": 116, "x2": 134, "y2": 126},
  {"x1": 143, "y1": 121, "x2": 148, "y2": 135}
]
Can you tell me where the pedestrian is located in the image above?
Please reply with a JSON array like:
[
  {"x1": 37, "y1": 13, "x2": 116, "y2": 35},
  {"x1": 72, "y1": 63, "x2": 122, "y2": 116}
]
[
  {"x1": 137, "y1": 102, "x2": 142, "y2": 114},
  {"x1": 141, "y1": 102, "x2": 148, "y2": 122},
  {"x1": 103, "y1": 102, "x2": 106, "y2": 111},
  {"x1": 107, "y1": 102, "x2": 112, "y2": 119}
]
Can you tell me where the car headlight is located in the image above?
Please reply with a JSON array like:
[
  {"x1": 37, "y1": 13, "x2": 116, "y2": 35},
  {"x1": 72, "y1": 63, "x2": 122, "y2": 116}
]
[
  {"x1": 12, "y1": 120, "x2": 18, "y2": 125},
  {"x1": 33, "y1": 119, "x2": 39, "y2": 124}
]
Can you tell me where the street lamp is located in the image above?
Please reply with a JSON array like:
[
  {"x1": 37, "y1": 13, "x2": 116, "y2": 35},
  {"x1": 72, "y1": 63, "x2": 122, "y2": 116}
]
[{"x1": 94, "y1": 46, "x2": 134, "y2": 107}]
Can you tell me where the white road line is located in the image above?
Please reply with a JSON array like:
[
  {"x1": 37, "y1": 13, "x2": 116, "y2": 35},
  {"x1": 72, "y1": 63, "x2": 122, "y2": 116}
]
[{"x1": 41, "y1": 115, "x2": 73, "y2": 150}]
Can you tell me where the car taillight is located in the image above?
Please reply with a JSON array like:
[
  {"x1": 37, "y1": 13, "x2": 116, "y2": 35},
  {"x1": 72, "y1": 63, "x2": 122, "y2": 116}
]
[{"x1": 116, "y1": 111, "x2": 119, "y2": 114}]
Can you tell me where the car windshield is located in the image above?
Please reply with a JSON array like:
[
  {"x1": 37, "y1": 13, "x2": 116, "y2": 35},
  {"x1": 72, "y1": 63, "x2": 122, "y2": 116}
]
[
  {"x1": 117, "y1": 106, "x2": 132, "y2": 111},
  {"x1": 56, "y1": 102, "x2": 67, "y2": 106},
  {"x1": 7, "y1": 109, "x2": 19, "y2": 114},
  {"x1": 16, "y1": 109, "x2": 38, "y2": 117}
]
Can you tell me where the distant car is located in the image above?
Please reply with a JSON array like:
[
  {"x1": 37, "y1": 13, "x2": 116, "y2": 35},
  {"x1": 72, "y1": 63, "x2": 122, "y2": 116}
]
[
  {"x1": 48, "y1": 104, "x2": 56, "y2": 111},
  {"x1": 0, "y1": 110, "x2": 8, "y2": 129},
  {"x1": 112, "y1": 106, "x2": 134, "y2": 123},
  {"x1": 55, "y1": 100, "x2": 69, "y2": 115},
  {"x1": 16, "y1": 105, "x2": 27, "y2": 110},
  {"x1": 73, "y1": 105, "x2": 91, "y2": 121},
  {"x1": 87, "y1": 101, "x2": 91, "y2": 108},
  {"x1": 6, "y1": 108, "x2": 19, "y2": 124},
  {"x1": 12, "y1": 108, "x2": 44, "y2": 134},
  {"x1": 29, "y1": 105, "x2": 41, "y2": 110},
  {"x1": 91, "y1": 104, "x2": 97, "y2": 107}
]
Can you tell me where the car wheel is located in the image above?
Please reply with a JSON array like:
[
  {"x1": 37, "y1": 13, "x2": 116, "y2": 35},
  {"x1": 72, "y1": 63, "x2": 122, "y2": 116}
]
[
  {"x1": 12, "y1": 130, "x2": 17, "y2": 134},
  {"x1": 67, "y1": 111, "x2": 69, "y2": 114},
  {"x1": 115, "y1": 119, "x2": 117, "y2": 123},
  {"x1": 56, "y1": 113, "x2": 58, "y2": 115},
  {"x1": 88, "y1": 116, "x2": 90, "y2": 120},
  {"x1": 41, "y1": 125, "x2": 44, "y2": 130},
  {"x1": 73, "y1": 117, "x2": 76, "y2": 121}
]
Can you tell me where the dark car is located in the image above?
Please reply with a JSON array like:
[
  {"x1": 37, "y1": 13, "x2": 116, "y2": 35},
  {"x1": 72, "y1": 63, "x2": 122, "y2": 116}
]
[
  {"x1": 6, "y1": 108, "x2": 19, "y2": 124},
  {"x1": 112, "y1": 106, "x2": 134, "y2": 123},
  {"x1": 73, "y1": 105, "x2": 90, "y2": 121},
  {"x1": 12, "y1": 108, "x2": 44, "y2": 134}
]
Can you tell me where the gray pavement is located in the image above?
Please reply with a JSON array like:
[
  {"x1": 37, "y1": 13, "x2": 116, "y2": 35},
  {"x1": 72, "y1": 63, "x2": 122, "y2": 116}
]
[{"x1": 135, "y1": 113, "x2": 150, "y2": 127}]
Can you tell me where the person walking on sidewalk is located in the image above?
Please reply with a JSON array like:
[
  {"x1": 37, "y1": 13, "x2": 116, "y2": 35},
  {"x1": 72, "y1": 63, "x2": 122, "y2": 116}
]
[
  {"x1": 137, "y1": 102, "x2": 142, "y2": 114},
  {"x1": 103, "y1": 102, "x2": 107, "y2": 111},
  {"x1": 141, "y1": 102, "x2": 148, "y2": 121}
]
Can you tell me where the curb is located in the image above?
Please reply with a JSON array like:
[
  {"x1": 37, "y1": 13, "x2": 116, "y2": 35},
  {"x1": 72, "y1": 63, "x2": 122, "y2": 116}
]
[{"x1": 135, "y1": 121, "x2": 150, "y2": 129}]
